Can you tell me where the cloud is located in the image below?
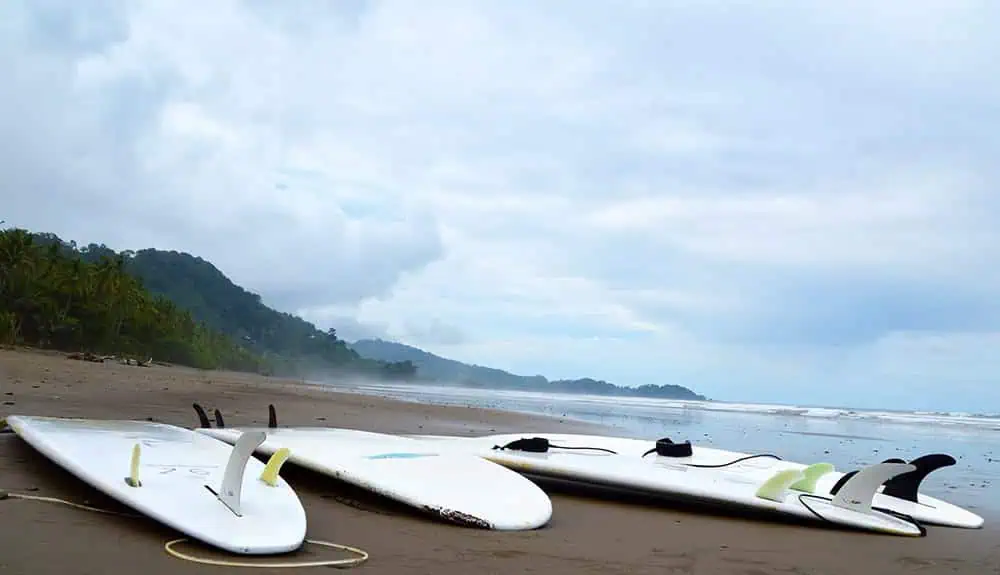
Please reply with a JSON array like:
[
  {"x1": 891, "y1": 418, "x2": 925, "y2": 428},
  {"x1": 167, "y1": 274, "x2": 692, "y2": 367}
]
[
  {"x1": 2, "y1": 0, "x2": 999, "y2": 411},
  {"x1": 1, "y1": 0, "x2": 445, "y2": 310}
]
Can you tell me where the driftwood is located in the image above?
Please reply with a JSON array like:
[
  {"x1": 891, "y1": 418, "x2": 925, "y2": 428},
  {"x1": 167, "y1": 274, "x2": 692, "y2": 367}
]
[
  {"x1": 67, "y1": 352, "x2": 153, "y2": 367},
  {"x1": 67, "y1": 351, "x2": 114, "y2": 363},
  {"x1": 120, "y1": 356, "x2": 153, "y2": 367}
]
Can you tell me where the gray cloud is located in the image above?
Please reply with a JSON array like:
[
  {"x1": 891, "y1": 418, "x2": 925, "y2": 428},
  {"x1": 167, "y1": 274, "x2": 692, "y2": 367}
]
[
  {"x1": 1, "y1": 0, "x2": 445, "y2": 312},
  {"x1": 3, "y1": 0, "x2": 1000, "y2": 409}
]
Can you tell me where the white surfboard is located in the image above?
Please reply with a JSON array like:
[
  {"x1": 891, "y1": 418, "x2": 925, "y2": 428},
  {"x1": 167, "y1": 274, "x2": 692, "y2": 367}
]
[
  {"x1": 5, "y1": 415, "x2": 307, "y2": 554},
  {"x1": 194, "y1": 415, "x2": 552, "y2": 531},
  {"x1": 397, "y1": 432, "x2": 935, "y2": 536},
  {"x1": 411, "y1": 432, "x2": 983, "y2": 531}
]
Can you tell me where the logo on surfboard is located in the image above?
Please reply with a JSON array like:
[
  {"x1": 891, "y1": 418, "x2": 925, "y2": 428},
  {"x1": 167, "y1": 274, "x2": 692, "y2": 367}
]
[{"x1": 365, "y1": 452, "x2": 439, "y2": 460}]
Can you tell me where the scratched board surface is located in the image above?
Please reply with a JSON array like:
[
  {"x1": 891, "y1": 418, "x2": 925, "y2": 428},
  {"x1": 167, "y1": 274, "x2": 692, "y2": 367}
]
[
  {"x1": 5, "y1": 415, "x2": 306, "y2": 554},
  {"x1": 197, "y1": 426, "x2": 553, "y2": 531}
]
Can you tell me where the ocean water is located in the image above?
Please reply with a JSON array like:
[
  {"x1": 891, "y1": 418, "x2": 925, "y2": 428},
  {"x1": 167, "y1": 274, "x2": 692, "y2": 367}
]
[{"x1": 320, "y1": 381, "x2": 999, "y2": 516}]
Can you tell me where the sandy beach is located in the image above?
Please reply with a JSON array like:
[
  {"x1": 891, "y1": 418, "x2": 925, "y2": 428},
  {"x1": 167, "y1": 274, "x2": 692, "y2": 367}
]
[{"x1": 1, "y1": 348, "x2": 996, "y2": 575}]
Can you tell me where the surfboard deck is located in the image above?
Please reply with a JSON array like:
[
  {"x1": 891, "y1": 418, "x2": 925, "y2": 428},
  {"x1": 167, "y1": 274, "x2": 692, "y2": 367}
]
[
  {"x1": 410, "y1": 432, "x2": 983, "y2": 530},
  {"x1": 196, "y1": 426, "x2": 552, "y2": 531},
  {"x1": 5, "y1": 415, "x2": 307, "y2": 554}
]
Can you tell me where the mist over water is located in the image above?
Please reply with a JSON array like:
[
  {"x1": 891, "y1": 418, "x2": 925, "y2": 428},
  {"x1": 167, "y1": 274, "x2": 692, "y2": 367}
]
[{"x1": 318, "y1": 380, "x2": 1000, "y2": 516}]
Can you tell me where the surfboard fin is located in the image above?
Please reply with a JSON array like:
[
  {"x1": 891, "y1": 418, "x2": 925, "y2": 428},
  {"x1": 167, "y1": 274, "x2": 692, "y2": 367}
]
[
  {"x1": 192, "y1": 403, "x2": 211, "y2": 428},
  {"x1": 212, "y1": 430, "x2": 266, "y2": 516},
  {"x1": 214, "y1": 409, "x2": 225, "y2": 428},
  {"x1": 756, "y1": 469, "x2": 803, "y2": 502},
  {"x1": 259, "y1": 447, "x2": 291, "y2": 486},
  {"x1": 124, "y1": 443, "x2": 142, "y2": 487},
  {"x1": 829, "y1": 469, "x2": 858, "y2": 495},
  {"x1": 881, "y1": 454, "x2": 956, "y2": 503},
  {"x1": 790, "y1": 463, "x2": 835, "y2": 493},
  {"x1": 831, "y1": 462, "x2": 915, "y2": 514},
  {"x1": 0, "y1": 417, "x2": 11, "y2": 434},
  {"x1": 268, "y1": 404, "x2": 277, "y2": 429}
]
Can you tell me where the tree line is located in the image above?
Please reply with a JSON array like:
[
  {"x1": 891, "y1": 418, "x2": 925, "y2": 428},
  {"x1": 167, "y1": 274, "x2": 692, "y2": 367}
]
[{"x1": 0, "y1": 226, "x2": 416, "y2": 380}]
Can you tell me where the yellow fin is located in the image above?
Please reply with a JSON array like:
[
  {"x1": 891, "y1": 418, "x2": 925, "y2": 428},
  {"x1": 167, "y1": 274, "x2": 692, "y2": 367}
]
[
  {"x1": 755, "y1": 469, "x2": 802, "y2": 502},
  {"x1": 790, "y1": 462, "x2": 835, "y2": 493},
  {"x1": 259, "y1": 447, "x2": 291, "y2": 487},
  {"x1": 124, "y1": 443, "x2": 142, "y2": 487}
]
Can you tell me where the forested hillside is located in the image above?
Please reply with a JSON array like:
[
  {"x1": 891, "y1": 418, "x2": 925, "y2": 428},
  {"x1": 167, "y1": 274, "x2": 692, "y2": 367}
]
[
  {"x1": 351, "y1": 338, "x2": 706, "y2": 400},
  {"x1": 0, "y1": 227, "x2": 415, "y2": 379},
  {"x1": 0, "y1": 228, "x2": 263, "y2": 371}
]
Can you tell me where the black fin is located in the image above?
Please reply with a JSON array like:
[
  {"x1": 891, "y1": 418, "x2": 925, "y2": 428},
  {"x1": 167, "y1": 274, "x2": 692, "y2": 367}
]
[
  {"x1": 829, "y1": 469, "x2": 859, "y2": 495},
  {"x1": 192, "y1": 403, "x2": 211, "y2": 428},
  {"x1": 881, "y1": 453, "x2": 957, "y2": 502},
  {"x1": 494, "y1": 437, "x2": 550, "y2": 452},
  {"x1": 882, "y1": 458, "x2": 906, "y2": 464},
  {"x1": 268, "y1": 404, "x2": 277, "y2": 429},
  {"x1": 214, "y1": 409, "x2": 225, "y2": 428}
]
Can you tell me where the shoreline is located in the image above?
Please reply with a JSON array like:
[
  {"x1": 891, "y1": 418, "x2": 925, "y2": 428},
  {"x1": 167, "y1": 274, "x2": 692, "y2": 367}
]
[
  {"x1": 2, "y1": 347, "x2": 998, "y2": 574},
  {"x1": 324, "y1": 379, "x2": 1000, "y2": 432}
]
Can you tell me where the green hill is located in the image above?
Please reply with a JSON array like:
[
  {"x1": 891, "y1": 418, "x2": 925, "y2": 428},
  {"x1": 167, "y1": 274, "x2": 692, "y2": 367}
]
[
  {"x1": 1, "y1": 227, "x2": 415, "y2": 379},
  {"x1": 350, "y1": 338, "x2": 706, "y2": 400},
  {"x1": 0, "y1": 228, "x2": 265, "y2": 371}
]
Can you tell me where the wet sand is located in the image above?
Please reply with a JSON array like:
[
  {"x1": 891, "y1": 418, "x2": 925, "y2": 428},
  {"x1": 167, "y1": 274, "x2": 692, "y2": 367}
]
[{"x1": 1, "y1": 348, "x2": 997, "y2": 574}]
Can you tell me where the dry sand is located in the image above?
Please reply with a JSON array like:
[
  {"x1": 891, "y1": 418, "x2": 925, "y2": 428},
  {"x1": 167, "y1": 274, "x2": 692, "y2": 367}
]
[{"x1": 1, "y1": 348, "x2": 997, "y2": 575}]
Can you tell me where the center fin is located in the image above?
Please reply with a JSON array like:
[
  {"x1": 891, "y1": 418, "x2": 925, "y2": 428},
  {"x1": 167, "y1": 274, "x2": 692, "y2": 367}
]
[
  {"x1": 213, "y1": 430, "x2": 266, "y2": 516},
  {"x1": 831, "y1": 462, "x2": 915, "y2": 514}
]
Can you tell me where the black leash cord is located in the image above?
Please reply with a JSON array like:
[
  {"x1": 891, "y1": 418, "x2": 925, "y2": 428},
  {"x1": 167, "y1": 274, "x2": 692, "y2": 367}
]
[{"x1": 684, "y1": 453, "x2": 783, "y2": 468}]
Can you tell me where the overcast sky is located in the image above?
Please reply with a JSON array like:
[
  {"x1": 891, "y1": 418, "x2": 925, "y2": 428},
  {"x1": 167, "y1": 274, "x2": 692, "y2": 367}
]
[{"x1": 3, "y1": 1, "x2": 999, "y2": 412}]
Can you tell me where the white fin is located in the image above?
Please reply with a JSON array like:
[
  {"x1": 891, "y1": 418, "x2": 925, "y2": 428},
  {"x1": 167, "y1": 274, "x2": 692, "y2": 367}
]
[
  {"x1": 215, "y1": 430, "x2": 266, "y2": 516},
  {"x1": 832, "y1": 462, "x2": 915, "y2": 514}
]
